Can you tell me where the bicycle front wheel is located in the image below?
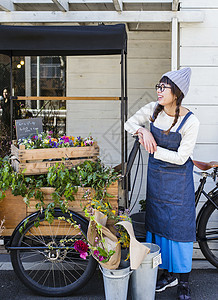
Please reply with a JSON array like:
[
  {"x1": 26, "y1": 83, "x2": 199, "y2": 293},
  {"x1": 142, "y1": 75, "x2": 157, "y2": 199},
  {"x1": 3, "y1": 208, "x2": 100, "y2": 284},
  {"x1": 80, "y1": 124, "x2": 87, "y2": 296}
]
[
  {"x1": 197, "y1": 196, "x2": 218, "y2": 268},
  {"x1": 10, "y1": 209, "x2": 97, "y2": 296}
]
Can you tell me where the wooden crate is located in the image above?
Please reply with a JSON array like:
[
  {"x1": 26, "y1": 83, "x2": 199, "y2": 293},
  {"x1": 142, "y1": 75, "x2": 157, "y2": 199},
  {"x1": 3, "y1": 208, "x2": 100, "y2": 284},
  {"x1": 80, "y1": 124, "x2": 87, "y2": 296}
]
[
  {"x1": 0, "y1": 181, "x2": 118, "y2": 237},
  {"x1": 11, "y1": 141, "x2": 99, "y2": 175},
  {"x1": 0, "y1": 190, "x2": 27, "y2": 236}
]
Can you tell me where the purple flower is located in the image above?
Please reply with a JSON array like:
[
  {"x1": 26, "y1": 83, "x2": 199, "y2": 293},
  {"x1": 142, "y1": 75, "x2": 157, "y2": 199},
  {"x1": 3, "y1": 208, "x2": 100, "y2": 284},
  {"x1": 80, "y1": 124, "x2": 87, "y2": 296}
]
[
  {"x1": 94, "y1": 250, "x2": 99, "y2": 257},
  {"x1": 64, "y1": 137, "x2": 69, "y2": 143},
  {"x1": 99, "y1": 256, "x2": 105, "y2": 261},
  {"x1": 93, "y1": 250, "x2": 106, "y2": 262}
]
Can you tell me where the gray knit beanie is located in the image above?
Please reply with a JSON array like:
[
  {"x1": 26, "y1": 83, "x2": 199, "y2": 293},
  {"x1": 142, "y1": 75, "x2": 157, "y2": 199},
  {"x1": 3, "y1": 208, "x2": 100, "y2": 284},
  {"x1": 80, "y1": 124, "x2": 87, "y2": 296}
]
[{"x1": 162, "y1": 67, "x2": 191, "y2": 97}]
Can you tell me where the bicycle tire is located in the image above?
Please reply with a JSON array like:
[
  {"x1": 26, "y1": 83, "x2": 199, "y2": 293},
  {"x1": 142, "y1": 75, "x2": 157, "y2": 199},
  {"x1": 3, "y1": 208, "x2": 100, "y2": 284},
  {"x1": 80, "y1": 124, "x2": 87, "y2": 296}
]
[
  {"x1": 197, "y1": 196, "x2": 218, "y2": 268},
  {"x1": 10, "y1": 209, "x2": 97, "y2": 296}
]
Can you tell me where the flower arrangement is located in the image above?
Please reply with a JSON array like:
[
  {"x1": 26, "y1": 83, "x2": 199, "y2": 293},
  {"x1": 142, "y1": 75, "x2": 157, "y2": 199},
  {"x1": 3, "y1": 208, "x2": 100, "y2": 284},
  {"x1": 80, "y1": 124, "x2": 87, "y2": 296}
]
[
  {"x1": 58, "y1": 202, "x2": 131, "y2": 267},
  {"x1": 17, "y1": 132, "x2": 94, "y2": 149},
  {"x1": 81, "y1": 188, "x2": 131, "y2": 267},
  {"x1": 58, "y1": 212, "x2": 117, "y2": 263}
]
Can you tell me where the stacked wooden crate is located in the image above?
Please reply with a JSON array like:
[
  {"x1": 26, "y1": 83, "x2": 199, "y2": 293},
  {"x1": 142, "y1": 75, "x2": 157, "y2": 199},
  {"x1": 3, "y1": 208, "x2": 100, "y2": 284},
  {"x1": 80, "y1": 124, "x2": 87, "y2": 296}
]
[
  {"x1": 0, "y1": 142, "x2": 119, "y2": 236},
  {"x1": 11, "y1": 140, "x2": 99, "y2": 175}
]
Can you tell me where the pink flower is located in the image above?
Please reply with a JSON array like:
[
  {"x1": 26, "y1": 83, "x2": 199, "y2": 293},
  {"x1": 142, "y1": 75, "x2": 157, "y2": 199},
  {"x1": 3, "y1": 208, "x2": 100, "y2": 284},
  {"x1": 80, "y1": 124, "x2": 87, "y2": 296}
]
[
  {"x1": 61, "y1": 135, "x2": 70, "y2": 143},
  {"x1": 80, "y1": 252, "x2": 88, "y2": 259},
  {"x1": 74, "y1": 240, "x2": 89, "y2": 260}
]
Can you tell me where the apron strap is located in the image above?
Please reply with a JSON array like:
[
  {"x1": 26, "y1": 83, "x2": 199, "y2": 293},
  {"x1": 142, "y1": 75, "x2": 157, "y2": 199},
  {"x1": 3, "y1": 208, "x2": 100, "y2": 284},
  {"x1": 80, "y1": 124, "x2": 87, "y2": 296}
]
[{"x1": 176, "y1": 111, "x2": 193, "y2": 133}]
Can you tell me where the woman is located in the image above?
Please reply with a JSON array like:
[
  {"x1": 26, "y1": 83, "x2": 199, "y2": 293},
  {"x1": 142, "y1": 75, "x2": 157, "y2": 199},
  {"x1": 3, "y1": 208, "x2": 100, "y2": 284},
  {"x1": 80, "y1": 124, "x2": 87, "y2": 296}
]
[
  {"x1": 0, "y1": 88, "x2": 10, "y2": 130},
  {"x1": 124, "y1": 68, "x2": 199, "y2": 300}
]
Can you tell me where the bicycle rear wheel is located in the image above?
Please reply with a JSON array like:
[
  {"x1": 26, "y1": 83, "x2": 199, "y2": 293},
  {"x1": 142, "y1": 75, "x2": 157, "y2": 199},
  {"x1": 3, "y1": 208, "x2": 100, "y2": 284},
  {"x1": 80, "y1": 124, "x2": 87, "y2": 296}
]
[
  {"x1": 10, "y1": 209, "x2": 97, "y2": 296},
  {"x1": 197, "y1": 196, "x2": 218, "y2": 268}
]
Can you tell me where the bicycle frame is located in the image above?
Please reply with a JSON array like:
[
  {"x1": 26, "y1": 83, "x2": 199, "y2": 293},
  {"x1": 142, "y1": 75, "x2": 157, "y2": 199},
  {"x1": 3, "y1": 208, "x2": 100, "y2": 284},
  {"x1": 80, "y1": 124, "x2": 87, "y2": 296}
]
[
  {"x1": 195, "y1": 168, "x2": 218, "y2": 236},
  {"x1": 195, "y1": 176, "x2": 218, "y2": 207}
]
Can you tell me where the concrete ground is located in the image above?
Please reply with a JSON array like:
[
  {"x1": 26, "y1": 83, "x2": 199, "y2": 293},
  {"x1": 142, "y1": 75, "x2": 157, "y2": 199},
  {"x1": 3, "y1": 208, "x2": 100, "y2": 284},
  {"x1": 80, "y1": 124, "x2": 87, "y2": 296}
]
[{"x1": 0, "y1": 251, "x2": 217, "y2": 300}]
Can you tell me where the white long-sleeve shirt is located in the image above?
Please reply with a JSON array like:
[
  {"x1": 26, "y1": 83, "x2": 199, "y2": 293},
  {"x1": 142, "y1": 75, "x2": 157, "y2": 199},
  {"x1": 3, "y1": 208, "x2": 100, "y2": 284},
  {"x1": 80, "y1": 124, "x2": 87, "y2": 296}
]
[{"x1": 124, "y1": 101, "x2": 200, "y2": 165}]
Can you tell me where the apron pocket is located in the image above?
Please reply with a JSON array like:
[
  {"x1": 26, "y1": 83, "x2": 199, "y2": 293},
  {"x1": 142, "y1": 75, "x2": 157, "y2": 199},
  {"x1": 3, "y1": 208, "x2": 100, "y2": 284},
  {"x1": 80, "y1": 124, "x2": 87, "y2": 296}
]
[{"x1": 147, "y1": 165, "x2": 186, "y2": 206}]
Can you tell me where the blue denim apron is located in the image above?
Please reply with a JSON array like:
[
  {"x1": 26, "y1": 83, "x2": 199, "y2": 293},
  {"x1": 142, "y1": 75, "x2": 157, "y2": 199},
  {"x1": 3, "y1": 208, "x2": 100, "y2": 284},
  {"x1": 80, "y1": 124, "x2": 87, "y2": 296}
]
[{"x1": 146, "y1": 111, "x2": 196, "y2": 242}]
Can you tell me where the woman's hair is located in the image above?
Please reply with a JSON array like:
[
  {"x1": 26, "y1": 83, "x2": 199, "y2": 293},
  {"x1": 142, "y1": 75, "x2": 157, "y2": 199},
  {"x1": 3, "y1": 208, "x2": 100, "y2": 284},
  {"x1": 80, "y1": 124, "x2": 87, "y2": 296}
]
[{"x1": 150, "y1": 76, "x2": 184, "y2": 134}]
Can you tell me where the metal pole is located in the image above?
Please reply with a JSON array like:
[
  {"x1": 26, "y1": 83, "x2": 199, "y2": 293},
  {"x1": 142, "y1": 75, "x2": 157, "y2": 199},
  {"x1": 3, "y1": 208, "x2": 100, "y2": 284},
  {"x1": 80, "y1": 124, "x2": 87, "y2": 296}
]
[
  {"x1": 124, "y1": 52, "x2": 129, "y2": 206},
  {"x1": 10, "y1": 53, "x2": 13, "y2": 141},
  {"x1": 121, "y1": 50, "x2": 125, "y2": 192},
  {"x1": 37, "y1": 56, "x2": 40, "y2": 109},
  {"x1": 124, "y1": 52, "x2": 128, "y2": 164}
]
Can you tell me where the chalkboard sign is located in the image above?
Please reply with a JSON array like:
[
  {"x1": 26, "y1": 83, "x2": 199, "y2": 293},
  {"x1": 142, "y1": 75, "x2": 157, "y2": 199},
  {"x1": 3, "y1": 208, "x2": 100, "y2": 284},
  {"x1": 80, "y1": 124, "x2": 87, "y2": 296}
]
[{"x1": 15, "y1": 118, "x2": 43, "y2": 140}]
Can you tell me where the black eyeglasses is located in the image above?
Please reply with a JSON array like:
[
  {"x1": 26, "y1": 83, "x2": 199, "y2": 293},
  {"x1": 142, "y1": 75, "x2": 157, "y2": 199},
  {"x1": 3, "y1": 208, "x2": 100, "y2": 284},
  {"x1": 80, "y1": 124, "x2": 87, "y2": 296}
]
[{"x1": 155, "y1": 84, "x2": 172, "y2": 92}]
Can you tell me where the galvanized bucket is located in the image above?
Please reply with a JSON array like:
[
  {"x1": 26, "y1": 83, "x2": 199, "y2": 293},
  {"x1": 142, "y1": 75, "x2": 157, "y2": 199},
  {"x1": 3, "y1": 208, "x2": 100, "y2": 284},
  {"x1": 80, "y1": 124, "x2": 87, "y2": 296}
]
[
  {"x1": 131, "y1": 243, "x2": 161, "y2": 300},
  {"x1": 100, "y1": 266, "x2": 132, "y2": 300}
]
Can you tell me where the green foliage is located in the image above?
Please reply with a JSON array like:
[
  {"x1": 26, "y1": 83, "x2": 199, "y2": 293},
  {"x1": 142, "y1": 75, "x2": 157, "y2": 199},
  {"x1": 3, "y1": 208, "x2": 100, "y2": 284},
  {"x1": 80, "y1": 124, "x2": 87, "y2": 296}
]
[{"x1": 0, "y1": 157, "x2": 119, "y2": 223}]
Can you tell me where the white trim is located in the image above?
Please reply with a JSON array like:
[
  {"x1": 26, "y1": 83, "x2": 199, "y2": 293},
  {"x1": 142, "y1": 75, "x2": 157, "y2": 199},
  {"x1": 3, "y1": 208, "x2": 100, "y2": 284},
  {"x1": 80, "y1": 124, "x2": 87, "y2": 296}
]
[
  {"x1": 122, "y1": 0, "x2": 172, "y2": 3},
  {"x1": 171, "y1": 17, "x2": 178, "y2": 70},
  {"x1": 69, "y1": 0, "x2": 112, "y2": 3},
  {"x1": 172, "y1": 0, "x2": 179, "y2": 11},
  {"x1": 113, "y1": 0, "x2": 122, "y2": 12},
  {"x1": 13, "y1": 0, "x2": 53, "y2": 3},
  {"x1": 69, "y1": 0, "x2": 171, "y2": 3},
  {"x1": 52, "y1": 0, "x2": 69, "y2": 11},
  {"x1": 0, "y1": 10, "x2": 204, "y2": 23},
  {"x1": 0, "y1": 0, "x2": 14, "y2": 11},
  {"x1": 180, "y1": 0, "x2": 218, "y2": 9}
]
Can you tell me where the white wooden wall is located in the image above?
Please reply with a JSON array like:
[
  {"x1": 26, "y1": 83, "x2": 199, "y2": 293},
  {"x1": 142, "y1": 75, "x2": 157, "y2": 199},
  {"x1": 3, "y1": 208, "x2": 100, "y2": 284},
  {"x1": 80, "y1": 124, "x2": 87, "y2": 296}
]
[
  {"x1": 180, "y1": 0, "x2": 218, "y2": 260},
  {"x1": 66, "y1": 5, "x2": 217, "y2": 261},
  {"x1": 66, "y1": 30, "x2": 171, "y2": 211}
]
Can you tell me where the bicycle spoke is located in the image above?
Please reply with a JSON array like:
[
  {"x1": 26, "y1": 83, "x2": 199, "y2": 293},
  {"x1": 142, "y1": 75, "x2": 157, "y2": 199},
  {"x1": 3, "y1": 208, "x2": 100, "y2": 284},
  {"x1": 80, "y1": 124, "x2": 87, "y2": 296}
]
[{"x1": 10, "y1": 211, "x2": 97, "y2": 296}]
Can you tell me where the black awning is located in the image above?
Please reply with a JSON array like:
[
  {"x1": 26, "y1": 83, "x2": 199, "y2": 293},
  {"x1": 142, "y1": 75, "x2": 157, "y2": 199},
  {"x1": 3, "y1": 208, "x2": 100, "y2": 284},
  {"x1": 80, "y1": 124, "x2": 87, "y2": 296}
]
[{"x1": 0, "y1": 24, "x2": 127, "y2": 56}]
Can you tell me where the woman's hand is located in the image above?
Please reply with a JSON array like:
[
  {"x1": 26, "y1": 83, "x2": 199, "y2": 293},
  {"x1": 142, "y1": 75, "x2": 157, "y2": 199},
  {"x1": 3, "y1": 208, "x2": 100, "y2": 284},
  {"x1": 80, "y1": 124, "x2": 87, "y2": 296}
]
[{"x1": 137, "y1": 128, "x2": 157, "y2": 154}]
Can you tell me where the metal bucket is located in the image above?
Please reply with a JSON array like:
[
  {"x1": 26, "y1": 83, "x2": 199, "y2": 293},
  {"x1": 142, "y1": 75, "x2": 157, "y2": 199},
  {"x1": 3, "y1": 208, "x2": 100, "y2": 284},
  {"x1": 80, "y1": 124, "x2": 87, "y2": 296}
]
[
  {"x1": 131, "y1": 243, "x2": 161, "y2": 300},
  {"x1": 100, "y1": 266, "x2": 132, "y2": 300},
  {"x1": 130, "y1": 212, "x2": 146, "y2": 241}
]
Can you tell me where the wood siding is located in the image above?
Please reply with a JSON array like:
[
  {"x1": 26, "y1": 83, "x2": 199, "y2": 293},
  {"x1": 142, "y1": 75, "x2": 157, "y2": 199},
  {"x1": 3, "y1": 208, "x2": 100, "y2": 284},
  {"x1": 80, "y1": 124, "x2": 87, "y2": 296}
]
[
  {"x1": 180, "y1": 0, "x2": 218, "y2": 260},
  {"x1": 66, "y1": 30, "x2": 171, "y2": 210}
]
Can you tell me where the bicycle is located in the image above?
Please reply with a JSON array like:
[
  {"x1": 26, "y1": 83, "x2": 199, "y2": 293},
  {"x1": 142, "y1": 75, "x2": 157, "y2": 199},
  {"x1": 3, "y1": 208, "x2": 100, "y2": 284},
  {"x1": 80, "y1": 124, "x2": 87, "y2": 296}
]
[
  {"x1": 7, "y1": 209, "x2": 98, "y2": 297},
  {"x1": 193, "y1": 160, "x2": 218, "y2": 269},
  {"x1": 4, "y1": 160, "x2": 217, "y2": 297}
]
